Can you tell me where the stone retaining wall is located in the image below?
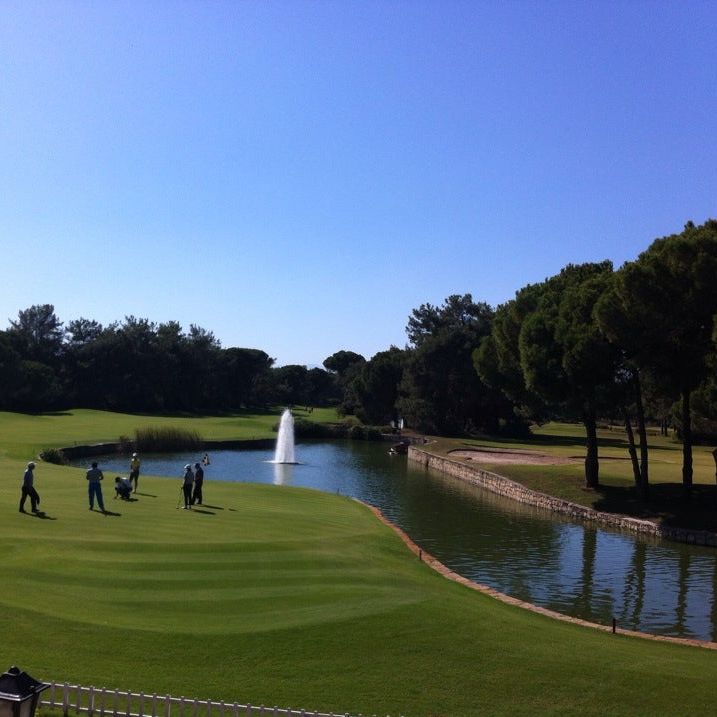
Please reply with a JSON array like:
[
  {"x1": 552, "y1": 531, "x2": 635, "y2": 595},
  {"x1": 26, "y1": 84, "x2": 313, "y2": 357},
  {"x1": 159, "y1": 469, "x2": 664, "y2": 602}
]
[{"x1": 408, "y1": 446, "x2": 717, "y2": 548}]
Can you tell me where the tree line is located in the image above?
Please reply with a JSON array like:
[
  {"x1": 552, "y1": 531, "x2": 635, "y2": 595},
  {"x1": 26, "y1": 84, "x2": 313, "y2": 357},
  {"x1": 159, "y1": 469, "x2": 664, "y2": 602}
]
[
  {"x1": 0, "y1": 312, "x2": 340, "y2": 414},
  {"x1": 329, "y1": 220, "x2": 717, "y2": 499},
  {"x1": 3, "y1": 220, "x2": 717, "y2": 498}
]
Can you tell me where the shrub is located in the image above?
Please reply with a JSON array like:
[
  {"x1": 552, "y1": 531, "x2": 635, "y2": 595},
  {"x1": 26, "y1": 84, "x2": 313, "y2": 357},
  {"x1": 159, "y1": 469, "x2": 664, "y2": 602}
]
[
  {"x1": 39, "y1": 447, "x2": 69, "y2": 465},
  {"x1": 341, "y1": 415, "x2": 362, "y2": 429},
  {"x1": 349, "y1": 424, "x2": 365, "y2": 440},
  {"x1": 328, "y1": 422, "x2": 348, "y2": 438},
  {"x1": 274, "y1": 417, "x2": 385, "y2": 441},
  {"x1": 347, "y1": 424, "x2": 384, "y2": 441},
  {"x1": 117, "y1": 435, "x2": 134, "y2": 453},
  {"x1": 365, "y1": 426, "x2": 383, "y2": 440},
  {"x1": 292, "y1": 418, "x2": 335, "y2": 439},
  {"x1": 134, "y1": 426, "x2": 203, "y2": 452}
]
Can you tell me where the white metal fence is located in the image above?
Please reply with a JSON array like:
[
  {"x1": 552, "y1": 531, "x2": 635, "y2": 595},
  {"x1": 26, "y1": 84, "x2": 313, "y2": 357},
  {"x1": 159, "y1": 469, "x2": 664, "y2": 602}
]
[{"x1": 39, "y1": 682, "x2": 384, "y2": 717}]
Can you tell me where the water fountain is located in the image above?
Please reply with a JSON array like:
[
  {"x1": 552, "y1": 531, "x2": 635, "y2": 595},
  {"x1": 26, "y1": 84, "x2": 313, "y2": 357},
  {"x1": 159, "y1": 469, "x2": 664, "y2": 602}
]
[{"x1": 272, "y1": 408, "x2": 297, "y2": 464}]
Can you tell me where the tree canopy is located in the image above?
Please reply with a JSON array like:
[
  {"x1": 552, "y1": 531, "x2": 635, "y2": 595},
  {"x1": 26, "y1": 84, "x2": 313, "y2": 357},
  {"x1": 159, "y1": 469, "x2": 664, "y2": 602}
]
[
  {"x1": 0, "y1": 308, "x2": 337, "y2": 413},
  {"x1": 596, "y1": 220, "x2": 717, "y2": 494}
]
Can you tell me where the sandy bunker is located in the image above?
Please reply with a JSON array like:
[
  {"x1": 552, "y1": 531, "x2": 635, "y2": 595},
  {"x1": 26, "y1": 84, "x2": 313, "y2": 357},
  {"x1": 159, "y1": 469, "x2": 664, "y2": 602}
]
[{"x1": 448, "y1": 447, "x2": 579, "y2": 465}]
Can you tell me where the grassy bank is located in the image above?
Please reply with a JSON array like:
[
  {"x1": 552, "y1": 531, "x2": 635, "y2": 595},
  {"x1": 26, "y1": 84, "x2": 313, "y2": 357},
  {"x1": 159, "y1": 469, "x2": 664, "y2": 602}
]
[
  {"x1": 0, "y1": 407, "x2": 337, "y2": 461},
  {"x1": 2, "y1": 410, "x2": 717, "y2": 716}
]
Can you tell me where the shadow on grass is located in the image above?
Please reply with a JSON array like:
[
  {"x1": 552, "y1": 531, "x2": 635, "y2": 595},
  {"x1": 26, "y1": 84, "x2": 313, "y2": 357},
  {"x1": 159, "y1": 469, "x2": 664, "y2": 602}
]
[
  {"x1": 201, "y1": 504, "x2": 223, "y2": 510},
  {"x1": 190, "y1": 508, "x2": 216, "y2": 515},
  {"x1": 21, "y1": 510, "x2": 57, "y2": 521},
  {"x1": 134, "y1": 492, "x2": 157, "y2": 498},
  {"x1": 591, "y1": 483, "x2": 717, "y2": 532},
  {"x1": 530, "y1": 432, "x2": 629, "y2": 450}
]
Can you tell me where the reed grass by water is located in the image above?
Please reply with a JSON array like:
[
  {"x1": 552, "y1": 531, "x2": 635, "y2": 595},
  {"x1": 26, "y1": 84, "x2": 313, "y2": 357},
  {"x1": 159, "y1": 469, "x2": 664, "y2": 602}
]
[{"x1": 133, "y1": 425, "x2": 203, "y2": 452}]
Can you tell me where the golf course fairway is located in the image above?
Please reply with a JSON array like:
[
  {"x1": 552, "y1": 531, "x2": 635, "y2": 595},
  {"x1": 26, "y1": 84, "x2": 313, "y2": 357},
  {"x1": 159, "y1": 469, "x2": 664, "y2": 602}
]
[{"x1": 1, "y1": 410, "x2": 716, "y2": 716}]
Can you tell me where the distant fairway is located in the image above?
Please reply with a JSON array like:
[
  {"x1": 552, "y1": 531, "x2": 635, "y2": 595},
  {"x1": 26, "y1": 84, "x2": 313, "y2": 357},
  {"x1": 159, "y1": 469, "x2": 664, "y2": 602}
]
[
  {"x1": 0, "y1": 407, "x2": 337, "y2": 461},
  {"x1": 2, "y1": 410, "x2": 717, "y2": 717}
]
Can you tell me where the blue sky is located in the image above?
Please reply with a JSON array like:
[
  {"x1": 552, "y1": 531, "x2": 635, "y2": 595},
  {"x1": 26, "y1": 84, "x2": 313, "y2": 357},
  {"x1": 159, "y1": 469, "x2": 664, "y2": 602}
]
[{"x1": 2, "y1": 1, "x2": 715, "y2": 366}]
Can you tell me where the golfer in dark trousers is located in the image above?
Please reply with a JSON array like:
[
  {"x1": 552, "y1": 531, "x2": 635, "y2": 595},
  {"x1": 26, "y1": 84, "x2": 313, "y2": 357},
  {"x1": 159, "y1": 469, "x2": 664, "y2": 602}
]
[
  {"x1": 19, "y1": 461, "x2": 40, "y2": 513},
  {"x1": 191, "y1": 462, "x2": 204, "y2": 505},
  {"x1": 87, "y1": 461, "x2": 106, "y2": 513},
  {"x1": 181, "y1": 464, "x2": 193, "y2": 509}
]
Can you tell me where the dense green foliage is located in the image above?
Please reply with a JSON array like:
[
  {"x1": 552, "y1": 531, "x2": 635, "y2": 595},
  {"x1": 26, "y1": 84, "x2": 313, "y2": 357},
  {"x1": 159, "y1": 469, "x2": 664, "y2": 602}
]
[
  {"x1": 595, "y1": 220, "x2": 717, "y2": 495},
  {"x1": 332, "y1": 295, "x2": 525, "y2": 436},
  {"x1": 476, "y1": 220, "x2": 717, "y2": 494},
  {"x1": 519, "y1": 263, "x2": 618, "y2": 486},
  {"x1": 346, "y1": 346, "x2": 405, "y2": 425},
  {"x1": 0, "y1": 313, "x2": 337, "y2": 413},
  {"x1": 37, "y1": 447, "x2": 69, "y2": 465}
]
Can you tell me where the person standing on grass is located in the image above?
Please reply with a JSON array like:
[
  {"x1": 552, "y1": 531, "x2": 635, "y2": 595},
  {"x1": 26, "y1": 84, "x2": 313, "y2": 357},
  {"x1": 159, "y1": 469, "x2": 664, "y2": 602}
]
[
  {"x1": 86, "y1": 461, "x2": 106, "y2": 513},
  {"x1": 181, "y1": 464, "x2": 194, "y2": 509},
  {"x1": 129, "y1": 452, "x2": 141, "y2": 493},
  {"x1": 19, "y1": 461, "x2": 40, "y2": 513},
  {"x1": 191, "y1": 462, "x2": 204, "y2": 505}
]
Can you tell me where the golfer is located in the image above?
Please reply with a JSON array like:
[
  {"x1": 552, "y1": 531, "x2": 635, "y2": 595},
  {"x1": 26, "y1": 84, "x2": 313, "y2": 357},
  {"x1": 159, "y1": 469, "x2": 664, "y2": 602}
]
[
  {"x1": 114, "y1": 476, "x2": 133, "y2": 500},
  {"x1": 181, "y1": 464, "x2": 194, "y2": 509},
  {"x1": 191, "y1": 462, "x2": 204, "y2": 505},
  {"x1": 19, "y1": 461, "x2": 40, "y2": 513},
  {"x1": 129, "y1": 452, "x2": 141, "y2": 493},
  {"x1": 86, "y1": 461, "x2": 106, "y2": 513}
]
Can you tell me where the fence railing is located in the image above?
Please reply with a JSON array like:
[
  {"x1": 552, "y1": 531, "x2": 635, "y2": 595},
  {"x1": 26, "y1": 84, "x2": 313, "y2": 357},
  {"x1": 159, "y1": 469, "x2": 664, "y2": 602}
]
[{"x1": 39, "y1": 682, "x2": 377, "y2": 717}]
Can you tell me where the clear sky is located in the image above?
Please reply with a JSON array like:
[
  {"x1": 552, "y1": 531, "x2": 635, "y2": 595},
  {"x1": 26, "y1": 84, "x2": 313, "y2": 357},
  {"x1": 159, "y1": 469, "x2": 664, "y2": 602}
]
[{"x1": 2, "y1": 1, "x2": 715, "y2": 366}]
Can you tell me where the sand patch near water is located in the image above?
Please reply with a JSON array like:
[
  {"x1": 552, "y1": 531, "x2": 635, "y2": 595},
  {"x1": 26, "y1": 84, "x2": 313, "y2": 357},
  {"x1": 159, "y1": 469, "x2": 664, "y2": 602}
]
[{"x1": 448, "y1": 448, "x2": 579, "y2": 465}]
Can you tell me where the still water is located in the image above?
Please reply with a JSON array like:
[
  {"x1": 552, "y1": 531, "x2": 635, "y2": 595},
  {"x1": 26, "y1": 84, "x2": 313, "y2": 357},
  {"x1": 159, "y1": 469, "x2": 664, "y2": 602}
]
[{"x1": 77, "y1": 441, "x2": 717, "y2": 642}]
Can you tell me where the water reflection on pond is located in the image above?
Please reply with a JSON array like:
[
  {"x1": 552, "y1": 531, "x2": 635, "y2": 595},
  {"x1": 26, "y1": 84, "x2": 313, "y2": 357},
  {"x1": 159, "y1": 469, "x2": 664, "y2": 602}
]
[{"x1": 75, "y1": 440, "x2": 717, "y2": 641}]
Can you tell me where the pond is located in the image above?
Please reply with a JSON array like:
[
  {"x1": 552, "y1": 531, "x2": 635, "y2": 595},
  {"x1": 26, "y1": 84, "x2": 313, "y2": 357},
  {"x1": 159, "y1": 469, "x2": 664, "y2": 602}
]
[{"x1": 74, "y1": 440, "x2": 717, "y2": 642}]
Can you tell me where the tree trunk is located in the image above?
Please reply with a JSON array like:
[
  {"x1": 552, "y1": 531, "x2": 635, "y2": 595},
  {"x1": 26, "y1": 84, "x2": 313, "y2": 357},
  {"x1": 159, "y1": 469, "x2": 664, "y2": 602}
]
[
  {"x1": 633, "y1": 372, "x2": 649, "y2": 498},
  {"x1": 623, "y1": 407, "x2": 641, "y2": 488},
  {"x1": 584, "y1": 407, "x2": 600, "y2": 489},
  {"x1": 681, "y1": 389, "x2": 693, "y2": 498}
]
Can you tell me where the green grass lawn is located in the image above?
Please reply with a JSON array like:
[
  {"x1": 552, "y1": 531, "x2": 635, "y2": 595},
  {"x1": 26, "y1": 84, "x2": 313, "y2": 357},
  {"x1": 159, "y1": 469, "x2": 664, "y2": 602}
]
[
  {"x1": 2, "y1": 410, "x2": 717, "y2": 716},
  {"x1": 0, "y1": 406, "x2": 337, "y2": 461},
  {"x1": 428, "y1": 422, "x2": 717, "y2": 532}
]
